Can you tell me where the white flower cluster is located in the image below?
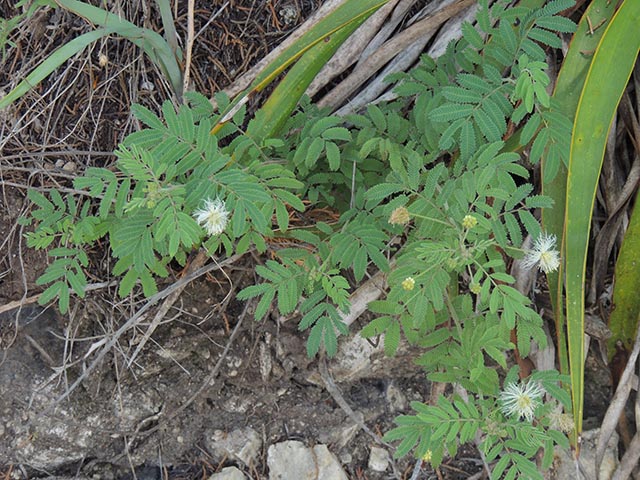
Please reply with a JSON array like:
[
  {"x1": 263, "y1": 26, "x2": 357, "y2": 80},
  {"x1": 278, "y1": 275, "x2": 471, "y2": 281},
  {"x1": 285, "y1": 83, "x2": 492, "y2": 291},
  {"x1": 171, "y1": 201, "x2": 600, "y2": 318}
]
[
  {"x1": 522, "y1": 232, "x2": 560, "y2": 273},
  {"x1": 500, "y1": 381, "x2": 544, "y2": 422},
  {"x1": 193, "y1": 197, "x2": 229, "y2": 236}
]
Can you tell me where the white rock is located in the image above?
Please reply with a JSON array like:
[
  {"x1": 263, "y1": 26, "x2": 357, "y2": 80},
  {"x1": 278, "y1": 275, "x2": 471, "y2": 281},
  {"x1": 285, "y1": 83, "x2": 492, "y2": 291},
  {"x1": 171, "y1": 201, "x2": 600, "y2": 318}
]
[
  {"x1": 386, "y1": 381, "x2": 408, "y2": 412},
  {"x1": 206, "y1": 428, "x2": 262, "y2": 467},
  {"x1": 268, "y1": 441, "x2": 315, "y2": 479},
  {"x1": 368, "y1": 446, "x2": 390, "y2": 472},
  {"x1": 319, "y1": 411, "x2": 362, "y2": 448},
  {"x1": 259, "y1": 341, "x2": 272, "y2": 382},
  {"x1": 209, "y1": 467, "x2": 247, "y2": 480},
  {"x1": 267, "y1": 441, "x2": 348, "y2": 480},
  {"x1": 313, "y1": 444, "x2": 348, "y2": 480}
]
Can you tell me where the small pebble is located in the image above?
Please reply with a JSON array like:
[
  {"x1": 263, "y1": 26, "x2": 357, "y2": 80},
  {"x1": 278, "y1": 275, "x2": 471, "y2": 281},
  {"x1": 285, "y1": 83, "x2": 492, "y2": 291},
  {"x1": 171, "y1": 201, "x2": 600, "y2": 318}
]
[{"x1": 368, "y1": 446, "x2": 390, "y2": 472}]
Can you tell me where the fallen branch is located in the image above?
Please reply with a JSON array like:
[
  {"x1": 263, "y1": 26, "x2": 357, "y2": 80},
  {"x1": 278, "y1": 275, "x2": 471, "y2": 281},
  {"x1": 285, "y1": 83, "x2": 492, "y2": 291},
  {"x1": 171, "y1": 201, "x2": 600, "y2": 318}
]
[
  {"x1": 318, "y1": 355, "x2": 402, "y2": 479},
  {"x1": 0, "y1": 280, "x2": 118, "y2": 315}
]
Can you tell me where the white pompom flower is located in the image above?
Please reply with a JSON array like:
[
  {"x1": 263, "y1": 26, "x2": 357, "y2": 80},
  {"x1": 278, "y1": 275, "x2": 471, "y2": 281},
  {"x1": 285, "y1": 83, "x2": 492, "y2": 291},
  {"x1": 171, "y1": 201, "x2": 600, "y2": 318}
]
[
  {"x1": 193, "y1": 197, "x2": 229, "y2": 236},
  {"x1": 500, "y1": 381, "x2": 544, "y2": 422},
  {"x1": 522, "y1": 232, "x2": 560, "y2": 273}
]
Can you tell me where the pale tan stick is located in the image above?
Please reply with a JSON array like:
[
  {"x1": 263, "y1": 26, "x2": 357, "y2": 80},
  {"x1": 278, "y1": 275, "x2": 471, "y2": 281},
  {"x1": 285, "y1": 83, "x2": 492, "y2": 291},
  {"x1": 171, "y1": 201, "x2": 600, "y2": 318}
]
[
  {"x1": 335, "y1": 0, "x2": 477, "y2": 116},
  {"x1": 596, "y1": 314, "x2": 640, "y2": 475},
  {"x1": 611, "y1": 432, "x2": 640, "y2": 480},
  {"x1": 318, "y1": 0, "x2": 476, "y2": 111},
  {"x1": 355, "y1": 0, "x2": 417, "y2": 70},
  {"x1": 182, "y1": 0, "x2": 195, "y2": 94},
  {"x1": 340, "y1": 260, "x2": 393, "y2": 327},
  {"x1": 0, "y1": 294, "x2": 41, "y2": 315},
  {"x1": 0, "y1": 281, "x2": 118, "y2": 315},
  {"x1": 305, "y1": 0, "x2": 401, "y2": 98}
]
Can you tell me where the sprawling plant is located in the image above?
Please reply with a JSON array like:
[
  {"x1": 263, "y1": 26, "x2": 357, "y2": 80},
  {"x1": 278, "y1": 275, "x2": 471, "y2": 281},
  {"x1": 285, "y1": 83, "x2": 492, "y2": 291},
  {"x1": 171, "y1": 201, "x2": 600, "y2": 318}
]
[{"x1": 21, "y1": 0, "x2": 582, "y2": 476}]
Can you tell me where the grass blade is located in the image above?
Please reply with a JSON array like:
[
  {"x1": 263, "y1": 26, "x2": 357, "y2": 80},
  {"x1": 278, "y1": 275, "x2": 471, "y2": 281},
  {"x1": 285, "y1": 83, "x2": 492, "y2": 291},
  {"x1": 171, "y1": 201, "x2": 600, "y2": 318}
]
[
  {"x1": 55, "y1": 0, "x2": 183, "y2": 97},
  {"x1": 0, "y1": 29, "x2": 111, "y2": 109},
  {"x1": 155, "y1": 0, "x2": 181, "y2": 62},
  {"x1": 211, "y1": 0, "x2": 389, "y2": 136},
  {"x1": 564, "y1": 0, "x2": 640, "y2": 441},
  {"x1": 608, "y1": 200, "x2": 640, "y2": 358},
  {"x1": 246, "y1": 11, "x2": 370, "y2": 141},
  {"x1": 542, "y1": 0, "x2": 616, "y2": 382}
]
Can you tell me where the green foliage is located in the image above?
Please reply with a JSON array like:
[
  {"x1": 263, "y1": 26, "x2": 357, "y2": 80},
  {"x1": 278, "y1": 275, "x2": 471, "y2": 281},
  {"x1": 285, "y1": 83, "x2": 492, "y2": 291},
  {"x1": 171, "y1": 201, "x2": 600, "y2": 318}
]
[
  {"x1": 384, "y1": 370, "x2": 571, "y2": 477},
  {"x1": 24, "y1": 0, "x2": 577, "y2": 471},
  {"x1": 27, "y1": 92, "x2": 306, "y2": 305}
]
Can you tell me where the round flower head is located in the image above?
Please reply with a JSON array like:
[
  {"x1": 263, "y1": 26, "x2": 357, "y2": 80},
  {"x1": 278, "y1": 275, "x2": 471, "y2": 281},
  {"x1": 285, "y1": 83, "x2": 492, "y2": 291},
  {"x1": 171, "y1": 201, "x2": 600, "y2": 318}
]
[
  {"x1": 500, "y1": 381, "x2": 544, "y2": 422},
  {"x1": 389, "y1": 206, "x2": 410, "y2": 226},
  {"x1": 522, "y1": 232, "x2": 560, "y2": 273},
  {"x1": 193, "y1": 198, "x2": 229, "y2": 236},
  {"x1": 462, "y1": 215, "x2": 478, "y2": 229},
  {"x1": 401, "y1": 277, "x2": 415, "y2": 291},
  {"x1": 422, "y1": 450, "x2": 432, "y2": 463},
  {"x1": 549, "y1": 409, "x2": 575, "y2": 434}
]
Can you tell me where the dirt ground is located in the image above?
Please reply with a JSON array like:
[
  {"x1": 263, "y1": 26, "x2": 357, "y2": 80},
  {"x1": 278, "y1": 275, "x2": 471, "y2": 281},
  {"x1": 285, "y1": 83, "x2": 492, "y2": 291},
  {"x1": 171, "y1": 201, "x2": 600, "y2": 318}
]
[{"x1": 0, "y1": 1, "x2": 623, "y2": 479}]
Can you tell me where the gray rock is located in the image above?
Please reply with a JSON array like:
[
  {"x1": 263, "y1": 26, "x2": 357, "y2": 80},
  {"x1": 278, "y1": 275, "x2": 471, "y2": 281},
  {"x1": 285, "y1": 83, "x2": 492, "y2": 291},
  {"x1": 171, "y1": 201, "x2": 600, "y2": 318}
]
[
  {"x1": 267, "y1": 441, "x2": 348, "y2": 480},
  {"x1": 317, "y1": 411, "x2": 362, "y2": 448},
  {"x1": 209, "y1": 466, "x2": 247, "y2": 480},
  {"x1": 268, "y1": 441, "x2": 315, "y2": 480},
  {"x1": 385, "y1": 381, "x2": 408, "y2": 412},
  {"x1": 368, "y1": 446, "x2": 390, "y2": 472},
  {"x1": 549, "y1": 428, "x2": 618, "y2": 480},
  {"x1": 313, "y1": 444, "x2": 348, "y2": 480},
  {"x1": 206, "y1": 427, "x2": 262, "y2": 467}
]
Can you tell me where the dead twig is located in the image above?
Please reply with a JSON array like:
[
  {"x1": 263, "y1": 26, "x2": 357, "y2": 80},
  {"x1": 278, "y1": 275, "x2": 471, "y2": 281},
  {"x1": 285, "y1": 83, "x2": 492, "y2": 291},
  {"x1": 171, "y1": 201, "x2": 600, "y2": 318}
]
[
  {"x1": 596, "y1": 314, "x2": 640, "y2": 477},
  {"x1": 34, "y1": 252, "x2": 244, "y2": 417},
  {"x1": 319, "y1": 355, "x2": 403, "y2": 480},
  {"x1": 0, "y1": 281, "x2": 118, "y2": 315},
  {"x1": 305, "y1": 0, "x2": 401, "y2": 98},
  {"x1": 611, "y1": 431, "x2": 640, "y2": 480},
  {"x1": 127, "y1": 249, "x2": 211, "y2": 366}
]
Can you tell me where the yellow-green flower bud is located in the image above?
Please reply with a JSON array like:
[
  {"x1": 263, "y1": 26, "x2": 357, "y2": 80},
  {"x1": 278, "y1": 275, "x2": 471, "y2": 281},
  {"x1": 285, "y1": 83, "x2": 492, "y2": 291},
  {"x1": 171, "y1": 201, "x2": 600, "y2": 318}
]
[
  {"x1": 462, "y1": 215, "x2": 478, "y2": 229},
  {"x1": 401, "y1": 277, "x2": 415, "y2": 291},
  {"x1": 422, "y1": 450, "x2": 432, "y2": 462}
]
